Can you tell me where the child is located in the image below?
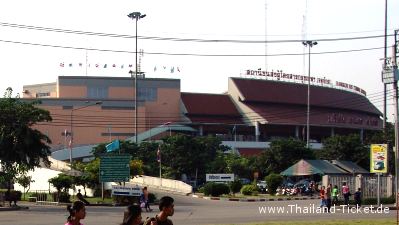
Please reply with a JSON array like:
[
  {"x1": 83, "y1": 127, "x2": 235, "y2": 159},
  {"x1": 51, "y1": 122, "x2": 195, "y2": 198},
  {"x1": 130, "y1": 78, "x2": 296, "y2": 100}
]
[
  {"x1": 65, "y1": 201, "x2": 86, "y2": 225},
  {"x1": 331, "y1": 185, "x2": 339, "y2": 205},
  {"x1": 354, "y1": 188, "x2": 362, "y2": 207},
  {"x1": 319, "y1": 186, "x2": 326, "y2": 208}
]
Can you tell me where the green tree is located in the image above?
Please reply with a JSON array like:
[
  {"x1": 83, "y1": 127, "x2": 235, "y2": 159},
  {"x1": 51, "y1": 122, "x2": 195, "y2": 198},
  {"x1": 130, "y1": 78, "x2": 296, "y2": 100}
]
[
  {"x1": 265, "y1": 173, "x2": 283, "y2": 195},
  {"x1": 130, "y1": 159, "x2": 144, "y2": 178},
  {"x1": 16, "y1": 174, "x2": 34, "y2": 200},
  {"x1": 224, "y1": 153, "x2": 252, "y2": 178},
  {"x1": 84, "y1": 158, "x2": 100, "y2": 190},
  {"x1": 319, "y1": 134, "x2": 369, "y2": 169},
  {"x1": 0, "y1": 88, "x2": 52, "y2": 191},
  {"x1": 48, "y1": 173, "x2": 73, "y2": 201},
  {"x1": 262, "y1": 138, "x2": 314, "y2": 174},
  {"x1": 160, "y1": 135, "x2": 227, "y2": 181}
]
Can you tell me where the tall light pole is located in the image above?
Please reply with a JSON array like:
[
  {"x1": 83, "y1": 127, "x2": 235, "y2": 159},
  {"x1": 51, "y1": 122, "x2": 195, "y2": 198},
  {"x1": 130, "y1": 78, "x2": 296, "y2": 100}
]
[
  {"x1": 69, "y1": 101, "x2": 102, "y2": 165},
  {"x1": 128, "y1": 12, "x2": 146, "y2": 144},
  {"x1": 302, "y1": 40, "x2": 317, "y2": 148}
]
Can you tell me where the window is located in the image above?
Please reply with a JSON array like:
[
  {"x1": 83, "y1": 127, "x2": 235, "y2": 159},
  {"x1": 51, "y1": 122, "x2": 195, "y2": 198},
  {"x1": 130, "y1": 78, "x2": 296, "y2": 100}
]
[
  {"x1": 87, "y1": 86, "x2": 108, "y2": 98},
  {"x1": 138, "y1": 87, "x2": 157, "y2": 101},
  {"x1": 36, "y1": 92, "x2": 50, "y2": 98}
]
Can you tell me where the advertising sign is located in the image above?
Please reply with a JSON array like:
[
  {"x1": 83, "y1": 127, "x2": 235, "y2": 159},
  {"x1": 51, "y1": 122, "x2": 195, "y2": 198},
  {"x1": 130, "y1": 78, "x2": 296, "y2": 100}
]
[
  {"x1": 370, "y1": 144, "x2": 388, "y2": 173},
  {"x1": 111, "y1": 185, "x2": 142, "y2": 196},
  {"x1": 206, "y1": 174, "x2": 234, "y2": 182}
]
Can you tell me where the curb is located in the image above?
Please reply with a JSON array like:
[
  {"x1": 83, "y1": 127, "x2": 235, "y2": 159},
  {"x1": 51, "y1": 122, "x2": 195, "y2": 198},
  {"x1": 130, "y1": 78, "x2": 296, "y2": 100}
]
[
  {"x1": 0, "y1": 206, "x2": 29, "y2": 211},
  {"x1": 192, "y1": 194, "x2": 319, "y2": 202}
]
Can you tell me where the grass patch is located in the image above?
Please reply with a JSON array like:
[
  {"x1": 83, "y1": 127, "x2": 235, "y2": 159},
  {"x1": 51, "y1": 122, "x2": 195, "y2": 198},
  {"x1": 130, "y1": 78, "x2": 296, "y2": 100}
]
[
  {"x1": 235, "y1": 219, "x2": 396, "y2": 225},
  {"x1": 82, "y1": 197, "x2": 114, "y2": 204}
]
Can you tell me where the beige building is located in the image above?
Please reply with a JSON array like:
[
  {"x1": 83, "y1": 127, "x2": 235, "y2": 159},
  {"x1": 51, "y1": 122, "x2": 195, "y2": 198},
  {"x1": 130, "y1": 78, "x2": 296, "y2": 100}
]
[{"x1": 23, "y1": 76, "x2": 182, "y2": 151}]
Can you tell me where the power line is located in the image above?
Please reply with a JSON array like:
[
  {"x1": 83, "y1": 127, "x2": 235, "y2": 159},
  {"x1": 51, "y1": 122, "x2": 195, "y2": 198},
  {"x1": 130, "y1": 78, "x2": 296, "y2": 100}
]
[
  {"x1": 0, "y1": 21, "x2": 395, "y2": 44},
  {"x1": 0, "y1": 38, "x2": 386, "y2": 57}
]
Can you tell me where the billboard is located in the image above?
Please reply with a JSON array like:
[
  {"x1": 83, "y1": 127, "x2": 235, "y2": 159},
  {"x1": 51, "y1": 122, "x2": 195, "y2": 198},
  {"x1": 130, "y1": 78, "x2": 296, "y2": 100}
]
[{"x1": 370, "y1": 144, "x2": 388, "y2": 173}]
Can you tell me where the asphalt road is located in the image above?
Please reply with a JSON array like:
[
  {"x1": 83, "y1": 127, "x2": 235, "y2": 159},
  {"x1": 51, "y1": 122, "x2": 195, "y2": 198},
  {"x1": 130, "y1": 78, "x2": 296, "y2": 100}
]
[{"x1": 0, "y1": 191, "x2": 396, "y2": 225}]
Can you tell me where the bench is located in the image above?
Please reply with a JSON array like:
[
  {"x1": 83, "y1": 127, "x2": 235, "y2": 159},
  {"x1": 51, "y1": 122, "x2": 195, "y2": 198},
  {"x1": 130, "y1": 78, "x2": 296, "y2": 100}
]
[{"x1": 28, "y1": 197, "x2": 37, "y2": 202}]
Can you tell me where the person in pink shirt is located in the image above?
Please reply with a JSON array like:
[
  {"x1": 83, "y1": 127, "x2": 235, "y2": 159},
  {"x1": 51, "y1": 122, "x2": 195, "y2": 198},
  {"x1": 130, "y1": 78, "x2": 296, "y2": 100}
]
[{"x1": 65, "y1": 201, "x2": 86, "y2": 225}]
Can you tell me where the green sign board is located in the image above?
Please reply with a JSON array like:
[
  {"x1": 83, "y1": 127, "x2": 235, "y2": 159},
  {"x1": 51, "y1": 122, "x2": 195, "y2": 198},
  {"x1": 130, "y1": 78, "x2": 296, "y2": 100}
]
[{"x1": 99, "y1": 155, "x2": 131, "y2": 182}]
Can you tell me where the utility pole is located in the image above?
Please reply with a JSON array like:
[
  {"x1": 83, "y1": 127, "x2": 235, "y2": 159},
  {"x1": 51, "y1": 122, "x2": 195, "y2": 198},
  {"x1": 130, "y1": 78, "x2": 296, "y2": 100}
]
[
  {"x1": 128, "y1": 12, "x2": 146, "y2": 144},
  {"x1": 302, "y1": 40, "x2": 317, "y2": 148}
]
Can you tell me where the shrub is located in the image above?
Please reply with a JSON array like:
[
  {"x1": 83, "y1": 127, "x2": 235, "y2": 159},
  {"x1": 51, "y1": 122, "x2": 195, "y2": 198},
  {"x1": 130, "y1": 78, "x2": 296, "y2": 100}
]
[
  {"x1": 197, "y1": 186, "x2": 205, "y2": 193},
  {"x1": 148, "y1": 193, "x2": 156, "y2": 203},
  {"x1": 203, "y1": 182, "x2": 230, "y2": 197},
  {"x1": 265, "y1": 173, "x2": 283, "y2": 195},
  {"x1": 59, "y1": 192, "x2": 71, "y2": 203},
  {"x1": 112, "y1": 195, "x2": 138, "y2": 205},
  {"x1": 229, "y1": 180, "x2": 243, "y2": 195},
  {"x1": 240, "y1": 184, "x2": 258, "y2": 196}
]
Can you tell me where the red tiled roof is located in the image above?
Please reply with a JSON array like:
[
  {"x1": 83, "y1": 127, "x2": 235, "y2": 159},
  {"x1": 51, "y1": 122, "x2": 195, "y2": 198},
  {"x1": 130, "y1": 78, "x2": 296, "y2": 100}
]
[
  {"x1": 237, "y1": 148, "x2": 264, "y2": 156},
  {"x1": 246, "y1": 103, "x2": 381, "y2": 129},
  {"x1": 232, "y1": 78, "x2": 381, "y2": 115},
  {"x1": 181, "y1": 93, "x2": 243, "y2": 124}
]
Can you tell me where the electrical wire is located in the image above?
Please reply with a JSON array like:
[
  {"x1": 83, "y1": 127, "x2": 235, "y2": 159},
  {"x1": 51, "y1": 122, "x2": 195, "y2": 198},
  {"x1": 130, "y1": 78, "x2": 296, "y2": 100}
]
[
  {"x1": 0, "y1": 21, "x2": 395, "y2": 44},
  {"x1": 0, "y1": 38, "x2": 386, "y2": 57}
]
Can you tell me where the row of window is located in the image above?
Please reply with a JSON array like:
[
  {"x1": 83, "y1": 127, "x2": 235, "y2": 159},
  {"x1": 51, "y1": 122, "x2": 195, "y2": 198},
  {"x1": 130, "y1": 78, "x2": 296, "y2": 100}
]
[{"x1": 87, "y1": 86, "x2": 157, "y2": 101}]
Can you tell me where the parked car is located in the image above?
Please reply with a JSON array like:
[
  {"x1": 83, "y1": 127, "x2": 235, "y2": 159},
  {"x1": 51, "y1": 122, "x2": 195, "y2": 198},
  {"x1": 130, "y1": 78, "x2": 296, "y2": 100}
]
[
  {"x1": 239, "y1": 178, "x2": 251, "y2": 185},
  {"x1": 257, "y1": 181, "x2": 267, "y2": 193}
]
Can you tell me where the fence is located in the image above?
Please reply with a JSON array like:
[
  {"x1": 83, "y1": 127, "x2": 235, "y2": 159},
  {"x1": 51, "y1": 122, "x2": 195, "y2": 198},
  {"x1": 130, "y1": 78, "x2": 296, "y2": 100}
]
[
  {"x1": 31, "y1": 190, "x2": 58, "y2": 205},
  {"x1": 323, "y1": 174, "x2": 393, "y2": 199}
]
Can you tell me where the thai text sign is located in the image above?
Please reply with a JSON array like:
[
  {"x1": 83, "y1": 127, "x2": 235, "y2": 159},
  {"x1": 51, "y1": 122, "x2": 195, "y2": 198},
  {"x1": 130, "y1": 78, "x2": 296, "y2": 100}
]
[
  {"x1": 111, "y1": 185, "x2": 142, "y2": 196},
  {"x1": 370, "y1": 144, "x2": 388, "y2": 173},
  {"x1": 245, "y1": 69, "x2": 366, "y2": 96},
  {"x1": 99, "y1": 155, "x2": 131, "y2": 182},
  {"x1": 206, "y1": 173, "x2": 234, "y2": 182}
]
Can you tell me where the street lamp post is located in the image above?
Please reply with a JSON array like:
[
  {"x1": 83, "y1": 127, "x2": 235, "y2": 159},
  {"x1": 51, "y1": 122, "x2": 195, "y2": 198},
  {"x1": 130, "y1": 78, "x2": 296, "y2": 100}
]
[
  {"x1": 128, "y1": 12, "x2": 146, "y2": 144},
  {"x1": 69, "y1": 101, "x2": 102, "y2": 165},
  {"x1": 302, "y1": 40, "x2": 317, "y2": 148}
]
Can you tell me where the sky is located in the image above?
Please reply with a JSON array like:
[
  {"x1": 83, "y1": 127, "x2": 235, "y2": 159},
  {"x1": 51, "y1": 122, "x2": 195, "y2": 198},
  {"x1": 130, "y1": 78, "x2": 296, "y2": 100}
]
[{"x1": 0, "y1": 0, "x2": 398, "y2": 121}]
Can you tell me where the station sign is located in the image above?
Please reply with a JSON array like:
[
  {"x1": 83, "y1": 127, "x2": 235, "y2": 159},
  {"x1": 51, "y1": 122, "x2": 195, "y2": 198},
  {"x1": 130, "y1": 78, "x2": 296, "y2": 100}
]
[
  {"x1": 206, "y1": 173, "x2": 234, "y2": 182},
  {"x1": 111, "y1": 185, "x2": 142, "y2": 196}
]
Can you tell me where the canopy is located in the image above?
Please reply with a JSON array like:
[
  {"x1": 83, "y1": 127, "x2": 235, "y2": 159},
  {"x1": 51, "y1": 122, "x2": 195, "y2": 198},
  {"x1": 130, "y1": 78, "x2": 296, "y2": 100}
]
[{"x1": 280, "y1": 159, "x2": 348, "y2": 176}]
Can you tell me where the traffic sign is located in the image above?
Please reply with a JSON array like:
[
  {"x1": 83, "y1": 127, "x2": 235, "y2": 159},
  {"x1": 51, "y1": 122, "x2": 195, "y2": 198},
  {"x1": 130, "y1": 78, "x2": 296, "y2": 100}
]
[
  {"x1": 382, "y1": 68, "x2": 399, "y2": 84},
  {"x1": 99, "y1": 155, "x2": 131, "y2": 182}
]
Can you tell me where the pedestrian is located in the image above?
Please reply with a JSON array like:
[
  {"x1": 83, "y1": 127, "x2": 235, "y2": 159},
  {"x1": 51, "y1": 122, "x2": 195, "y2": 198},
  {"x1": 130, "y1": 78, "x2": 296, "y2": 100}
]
[
  {"x1": 319, "y1": 186, "x2": 326, "y2": 208},
  {"x1": 65, "y1": 200, "x2": 86, "y2": 225},
  {"x1": 354, "y1": 188, "x2": 362, "y2": 207},
  {"x1": 331, "y1": 185, "x2": 339, "y2": 205},
  {"x1": 342, "y1": 182, "x2": 350, "y2": 205},
  {"x1": 121, "y1": 204, "x2": 144, "y2": 225},
  {"x1": 144, "y1": 196, "x2": 174, "y2": 225},
  {"x1": 143, "y1": 187, "x2": 152, "y2": 212},
  {"x1": 325, "y1": 184, "x2": 332, "y2": 212},
  {"x1": 76, "y1": 189, "x2": 90, "y2": 205}
]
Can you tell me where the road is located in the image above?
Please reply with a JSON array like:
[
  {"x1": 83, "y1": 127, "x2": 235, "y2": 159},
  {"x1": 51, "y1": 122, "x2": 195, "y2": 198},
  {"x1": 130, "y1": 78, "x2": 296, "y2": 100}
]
[{"x1": 0, "y1": 191, "x2": 396, "y2": 225}]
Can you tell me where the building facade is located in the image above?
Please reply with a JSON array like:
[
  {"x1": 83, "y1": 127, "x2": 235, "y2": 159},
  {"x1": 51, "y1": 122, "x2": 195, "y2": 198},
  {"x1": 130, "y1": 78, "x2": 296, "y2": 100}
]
[{"x1": 22, "y1": 74, "x2": 382, "y2": 160}]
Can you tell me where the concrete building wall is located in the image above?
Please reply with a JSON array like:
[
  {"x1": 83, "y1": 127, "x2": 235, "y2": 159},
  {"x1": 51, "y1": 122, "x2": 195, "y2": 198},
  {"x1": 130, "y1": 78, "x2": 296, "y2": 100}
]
[
  {"x1": 23, "y1": 82, "x2": 57, "y2": 98},
  {"x1": 24, "y1": 76, "x2": 181, "y2": 149}
]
